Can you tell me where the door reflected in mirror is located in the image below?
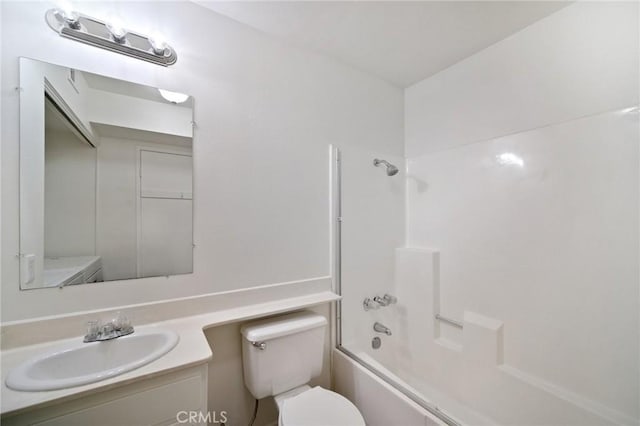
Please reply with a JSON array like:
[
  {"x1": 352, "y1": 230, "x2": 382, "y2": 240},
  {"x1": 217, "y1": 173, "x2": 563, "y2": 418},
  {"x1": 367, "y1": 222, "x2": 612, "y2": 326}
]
[{"x1": 19, "y1": 58, "x2": 194, "y2": 290}]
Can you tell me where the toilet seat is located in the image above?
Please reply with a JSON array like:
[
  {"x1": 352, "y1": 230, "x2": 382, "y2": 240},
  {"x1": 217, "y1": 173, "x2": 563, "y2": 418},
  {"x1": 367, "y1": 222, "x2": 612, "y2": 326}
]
[{"x1": 279, "y1": 386, "x2": 365, "y2": 426}]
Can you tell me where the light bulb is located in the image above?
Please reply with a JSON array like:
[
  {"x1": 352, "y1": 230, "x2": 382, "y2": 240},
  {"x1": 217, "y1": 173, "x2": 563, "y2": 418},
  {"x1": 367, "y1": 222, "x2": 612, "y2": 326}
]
[
  {"x1": 496, "y1": 152, "x2": 524, "y2": 168},
  {"x1": 149, "y1": 34, "x2": 168, "y2": 56},
  {"x1": 158, "y1": 89, "x2": 189, "y2": 104},
  {"x1": 56, "y1": 3, "x2": 80, "y2": 29},
  {"x1": 106, "y1": 18, "x2": 127, "y2": 43}
]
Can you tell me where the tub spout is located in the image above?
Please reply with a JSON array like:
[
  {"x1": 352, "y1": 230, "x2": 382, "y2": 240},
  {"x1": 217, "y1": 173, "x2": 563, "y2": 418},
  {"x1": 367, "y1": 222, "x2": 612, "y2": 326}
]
[{"x1": 373, "y1": 322, "x2": 392, "y2": 336}]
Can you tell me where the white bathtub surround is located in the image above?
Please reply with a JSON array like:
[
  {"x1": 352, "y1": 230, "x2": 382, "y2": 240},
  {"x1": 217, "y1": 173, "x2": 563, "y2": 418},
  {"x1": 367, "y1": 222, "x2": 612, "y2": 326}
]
[
  {"x1": 359, "y1": 247, "x2": 637, "y2": 425},
  {"x1": 392, "y1": 2, "x2": 640, "y2": 424},
  {"x1": 1, "y1": 291, "x2": 339, "y2": 416},
  {"x1": 462, "y1": 312, "x2": 503, "y2": 367},
  {"x1": 402, "y1": 107, "x2": 639, "y2": 426}
]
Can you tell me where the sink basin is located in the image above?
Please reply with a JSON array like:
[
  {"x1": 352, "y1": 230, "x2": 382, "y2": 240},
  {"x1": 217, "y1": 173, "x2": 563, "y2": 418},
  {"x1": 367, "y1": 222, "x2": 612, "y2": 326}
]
[{"x1": 5, "y1": 328, "x2": 179, "y2": 392}]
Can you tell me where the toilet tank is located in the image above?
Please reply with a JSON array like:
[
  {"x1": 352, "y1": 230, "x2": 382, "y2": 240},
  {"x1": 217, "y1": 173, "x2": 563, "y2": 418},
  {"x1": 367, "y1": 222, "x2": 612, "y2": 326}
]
[{"x1": 241, "y1": 311, "x2": 327, "y2": 399}]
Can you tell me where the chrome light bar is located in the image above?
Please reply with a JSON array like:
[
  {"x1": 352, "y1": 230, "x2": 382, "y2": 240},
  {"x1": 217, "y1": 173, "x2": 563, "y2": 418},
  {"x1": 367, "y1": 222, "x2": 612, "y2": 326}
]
[{"x1": 45, "y1": 9, "x2": 177, "y2": 67}]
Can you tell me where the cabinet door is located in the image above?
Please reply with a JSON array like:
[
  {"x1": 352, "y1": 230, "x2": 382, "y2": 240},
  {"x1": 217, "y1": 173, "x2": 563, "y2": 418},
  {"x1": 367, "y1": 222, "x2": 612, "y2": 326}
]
[{"x1": 3, "y1": 366, "x2": 208, "y2": 426}]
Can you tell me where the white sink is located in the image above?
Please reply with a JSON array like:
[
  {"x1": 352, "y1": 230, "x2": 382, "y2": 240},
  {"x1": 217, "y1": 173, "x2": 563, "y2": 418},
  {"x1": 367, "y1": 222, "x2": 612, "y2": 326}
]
[{"x1": 5, "y1": 329, "x2": 179, "y2": 392}]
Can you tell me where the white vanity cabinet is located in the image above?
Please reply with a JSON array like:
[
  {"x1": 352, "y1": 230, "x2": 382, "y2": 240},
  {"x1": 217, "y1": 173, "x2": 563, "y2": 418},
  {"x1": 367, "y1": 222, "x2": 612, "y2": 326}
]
[{"x1": 2, "y1": 365, "x2": 208, "y2": 426}]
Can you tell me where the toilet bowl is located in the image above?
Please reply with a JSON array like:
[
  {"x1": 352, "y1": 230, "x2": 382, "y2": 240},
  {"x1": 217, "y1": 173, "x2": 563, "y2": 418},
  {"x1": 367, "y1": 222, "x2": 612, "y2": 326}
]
[
  {"x1": 240, "y1": 311, "x2": 365, "y2": 426},
  {"x1": 275, "y1": 385, "x2": 365, "y2": 426}
]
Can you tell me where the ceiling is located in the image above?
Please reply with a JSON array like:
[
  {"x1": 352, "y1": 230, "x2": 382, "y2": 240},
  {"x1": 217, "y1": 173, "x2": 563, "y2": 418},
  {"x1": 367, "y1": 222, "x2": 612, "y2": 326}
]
[{"x1": 196, "y1": 1, "x2": 569, "y2": 87}]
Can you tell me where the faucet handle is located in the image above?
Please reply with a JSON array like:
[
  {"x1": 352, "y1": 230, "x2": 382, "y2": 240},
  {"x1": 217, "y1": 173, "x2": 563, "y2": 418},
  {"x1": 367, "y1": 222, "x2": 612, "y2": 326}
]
[
  {"x1": 373, "y1": 295, "x2": 389, "y2": 307},
  {"x1": 83, "y1": 313, "x2": 134, "y2": 343},
  {"x1": 382, "y1": 294, "x2": 397, "y2": 305},
  {"x1": 363, "y1": 297, "x2": 380, "y2": 311},
  {"x1": 113, "y1": 312, "x2": 128, "y2": 329},
  {"x1": 101, "y1": 321, "x2": 116, "y2": 339},
  {"x1": 113, "y1": 312, "x2": 134, "y2": 335},
  {"x1": 84, "y1": 320, "x2": 100, "y2": 342}
]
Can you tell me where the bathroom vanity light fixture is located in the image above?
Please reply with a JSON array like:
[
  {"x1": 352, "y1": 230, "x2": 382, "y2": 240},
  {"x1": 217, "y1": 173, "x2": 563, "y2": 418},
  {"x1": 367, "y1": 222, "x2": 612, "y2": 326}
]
[
  {"x1": 496, "y1": 152, "x2": 524, "y2": 168},
  {"x1": 45, "y1": 8, "x2": 177, "y2": 66},
  {"x1": 158, "y1": 89, "x2": 189, "y2": 104}
]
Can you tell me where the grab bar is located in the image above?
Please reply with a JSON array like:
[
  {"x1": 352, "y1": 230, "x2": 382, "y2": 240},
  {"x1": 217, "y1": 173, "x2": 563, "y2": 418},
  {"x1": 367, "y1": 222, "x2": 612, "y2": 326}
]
[{"x1": 435, "y1": 314, "x2": 463, "y2": 329}]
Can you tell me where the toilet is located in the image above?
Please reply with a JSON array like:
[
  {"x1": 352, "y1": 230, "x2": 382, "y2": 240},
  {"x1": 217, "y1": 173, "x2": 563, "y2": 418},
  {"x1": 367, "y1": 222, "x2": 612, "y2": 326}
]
[{"x1": 241, "y1": 311, "x2": 366, "y2": 426}]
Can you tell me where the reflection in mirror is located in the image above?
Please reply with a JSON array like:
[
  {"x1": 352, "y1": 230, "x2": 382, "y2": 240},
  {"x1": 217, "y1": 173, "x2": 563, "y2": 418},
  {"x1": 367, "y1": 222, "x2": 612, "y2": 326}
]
[{"x1": 19, "y1": 58, "x2": 194, "y2": 290}]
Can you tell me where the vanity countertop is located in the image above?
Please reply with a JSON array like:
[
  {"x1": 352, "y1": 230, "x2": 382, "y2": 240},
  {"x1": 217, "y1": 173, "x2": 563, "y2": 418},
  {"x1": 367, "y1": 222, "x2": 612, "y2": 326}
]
[
  {"x1": 0, "y1": 290, "x2": 339, "y2": 416},
  {"x1": 43, "y1": 256, "x2": 102, "y2": 288}
]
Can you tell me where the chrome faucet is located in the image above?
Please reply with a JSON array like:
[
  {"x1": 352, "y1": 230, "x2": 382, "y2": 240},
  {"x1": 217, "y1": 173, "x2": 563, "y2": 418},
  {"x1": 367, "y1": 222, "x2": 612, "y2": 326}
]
[
  {"x1": 373, "y1": 322, "x2": 392, "y2": 336},
  {"x1": 364, "y1": 294, "x2": 398, "y2": 311},
  {"x1": 373, "y1": 294, "x2": 397, "y2": 307},
  {"x1": 84, "y1": 312, "x2": 134, "y2": 343}
]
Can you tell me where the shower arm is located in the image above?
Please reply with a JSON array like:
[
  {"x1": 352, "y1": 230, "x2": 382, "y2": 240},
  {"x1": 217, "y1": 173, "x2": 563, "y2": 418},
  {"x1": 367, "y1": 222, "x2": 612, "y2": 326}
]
[{"x1": 373, "y1": 158, "x2": 399, "y2": 176}]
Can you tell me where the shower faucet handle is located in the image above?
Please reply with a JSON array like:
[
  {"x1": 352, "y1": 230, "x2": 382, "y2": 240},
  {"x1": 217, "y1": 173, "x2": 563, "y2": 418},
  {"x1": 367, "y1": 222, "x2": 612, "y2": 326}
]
[
  {"x1": 363, "y1": 297, "x2": 380, "y2": 311},
  {"x1": 382, "y1": 294, "x2": 397, "y2": 305},
  {"x1": 373, "y1": 295, "x2": 388, "y2": 307},
  {"x1": 373, "y1": 294, "x2": 397, "y2": 307}
]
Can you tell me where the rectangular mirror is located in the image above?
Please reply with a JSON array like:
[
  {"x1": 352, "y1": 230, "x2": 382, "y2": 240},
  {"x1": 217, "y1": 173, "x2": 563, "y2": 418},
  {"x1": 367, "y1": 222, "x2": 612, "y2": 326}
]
[{"x1": 19, "y1": 58, "x2": 194, "y2": 290}]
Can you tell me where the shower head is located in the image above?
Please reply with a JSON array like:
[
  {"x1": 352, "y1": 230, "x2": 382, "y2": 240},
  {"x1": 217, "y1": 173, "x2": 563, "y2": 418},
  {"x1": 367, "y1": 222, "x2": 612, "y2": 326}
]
[{"x1": 373, "y1": 158, "x2": 399, "y2": 176}]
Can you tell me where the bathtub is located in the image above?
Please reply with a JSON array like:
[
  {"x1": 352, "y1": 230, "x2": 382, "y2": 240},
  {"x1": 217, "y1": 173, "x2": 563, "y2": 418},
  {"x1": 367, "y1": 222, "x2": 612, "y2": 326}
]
[
  {"x1": 332, "y1": 348, "x2": 497, "y2": 426},
  {"x1": 332, "y1": 348, "x2": 447, "y2": 426}
]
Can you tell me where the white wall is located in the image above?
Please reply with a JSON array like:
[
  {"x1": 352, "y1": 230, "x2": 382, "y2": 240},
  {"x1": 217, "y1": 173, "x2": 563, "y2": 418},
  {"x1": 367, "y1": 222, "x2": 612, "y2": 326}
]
[
  {"x1": 94, "y1": 137, "x2": 137, "y2": 281},
  {"x1": 17, "y1": 58, "x2": 94, "y2": 288},
  {"x1": 338, "y1": 145, "x2": 405, "y2": 353},
  {"x1": 401, "y1": 2, "x2": 639, "y2": 424},
  {"x1": 38, "y1": 60, "x2": 92, "y2": 134},
  {"x1": 88, "y1": 89, "x2": 193, "y2": 139},
  {"x1": 138, "y1": 149, "x2": 193, "y2": 278},
  {"x1": 44, "y1": 128, "x2": 96, "y2": 257},
  {"x1": 0, "y1": 1, "x2": 404, "y2": 321},
  {"x1": 0, "y1": 0, "x2": 3, "y2": 310},
  {"x1": 96, "y1": 137, "x2": 192, "y2": 281}
]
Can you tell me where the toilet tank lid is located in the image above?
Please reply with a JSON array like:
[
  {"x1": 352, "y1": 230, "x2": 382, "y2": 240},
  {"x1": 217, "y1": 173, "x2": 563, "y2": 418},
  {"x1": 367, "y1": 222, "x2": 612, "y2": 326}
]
[{"x1": 241, "y1": 311, "x2": 327, "y2": 342}]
